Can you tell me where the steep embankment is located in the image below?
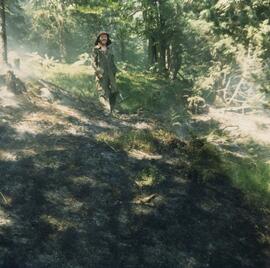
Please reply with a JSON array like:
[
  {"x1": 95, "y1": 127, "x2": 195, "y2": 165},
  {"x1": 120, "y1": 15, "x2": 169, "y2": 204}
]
[{"x1": 0, "y1": 70, "x2": 269, "y2": 267}]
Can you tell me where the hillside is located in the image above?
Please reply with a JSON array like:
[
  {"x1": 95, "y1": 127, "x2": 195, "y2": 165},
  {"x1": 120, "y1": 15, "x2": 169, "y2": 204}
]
[{"x1": 0, "y1": 62, "x2": 269, "y2": 267}]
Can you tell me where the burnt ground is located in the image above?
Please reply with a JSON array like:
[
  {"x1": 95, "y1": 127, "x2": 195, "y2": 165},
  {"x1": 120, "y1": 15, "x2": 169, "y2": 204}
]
[{"x1": 0, "y1": 83, "x2": 269, "y2": 268}]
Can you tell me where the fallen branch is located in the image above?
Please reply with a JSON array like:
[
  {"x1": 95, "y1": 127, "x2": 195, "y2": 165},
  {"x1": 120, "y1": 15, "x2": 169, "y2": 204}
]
[
  {"x1": 133, "y1": 194, "x2": 157, "y2": 205},
  {"x1": 220, "y1": 125, "x2": 239, "y2": 131},
  {"x1": 227, "y1": 78, "x2": 243, "y2": 105},
  {"x1": 230, "y1": 99, "x2": 246, "y2": 103},
  {"x1": 220, "y1": 105, "x2": 255, "y2": 113},
  {"x1": 103, "y1": 141, "x2": 118, "y2": 152},
  {"x1": 37, "y1": 79, "x2": 72, "y2": 101},
  {"x1": 0, "y1": 192, "x2": 8, "y2": 204},
  {"x1": 223, "y1": 77, "x2": 231, "y2": 101},
  {"x1": 38, "y1": 79, "x2": 65, "y2": 92}
]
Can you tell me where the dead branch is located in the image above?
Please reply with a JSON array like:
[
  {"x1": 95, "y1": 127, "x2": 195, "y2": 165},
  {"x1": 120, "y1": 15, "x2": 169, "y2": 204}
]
[
  {"x1": 223, "y1": 76, "x2": 231, "y2": 101},
  {"x1": 38, "y1": 79, "x2": 65, "y2": 92},
  {"x1": 0, "y1": 192, "x2": 7, "y2": 204},
  {"x1": 6, "y1": 71, "x2": 26, "y2": 94},
  {"x1": 227, "y1": 78, "x2": 243, "y2": 105},
  {"x1": 221, "y1": 105, "x2": 253, "y2": 112},
  {"x1": 220, "y1": 125, "x2": 239, "y2": 131}
]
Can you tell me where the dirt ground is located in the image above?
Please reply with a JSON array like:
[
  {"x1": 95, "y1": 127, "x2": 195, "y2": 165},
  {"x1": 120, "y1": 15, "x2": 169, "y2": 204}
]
[{"x1": 0, "y1": 78, "x2": 269, "y2": 267}]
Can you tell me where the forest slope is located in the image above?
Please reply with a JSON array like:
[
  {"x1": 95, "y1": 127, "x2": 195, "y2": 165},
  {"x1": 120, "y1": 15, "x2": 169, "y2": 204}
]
[{"x1": 0, "y1": 63, "x2": 269, "y2": 268}]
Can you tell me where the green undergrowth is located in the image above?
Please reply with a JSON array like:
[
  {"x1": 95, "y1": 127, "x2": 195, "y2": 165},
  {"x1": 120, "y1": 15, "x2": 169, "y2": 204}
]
[
  {"x1": 96, "y1": 129, "x2": 155, "y2": 153},
  {"x1": 135, "y1": 166, "x2": 166, "y2": 188},
  {"x1": 117, "y1": 70, "x2": 190, "y2": 116},
  {"x1": 40, "y1": 63, "x2": 191, "y2": 121},
  {"x1": 96, "y1": 128, "x2": 184, "y2": 155},
  {"x1": 188, "y1": 137, "x2": 270, "y2": 208},
  {"x1": 51, "y1": 73, "x2": 96, "y2": 99},
  {"x1": 98, "y1": 125, "x2": 270, "y2": 208},
  {"x1": 224, "y1": 154, "x2": 270, "y2": 208},
  {"x1": 37, "y1": 63, "x2": 270, "y2": 209},
  {"x1": 41, "y1": 64, "x2": 97, "y2": 100}
]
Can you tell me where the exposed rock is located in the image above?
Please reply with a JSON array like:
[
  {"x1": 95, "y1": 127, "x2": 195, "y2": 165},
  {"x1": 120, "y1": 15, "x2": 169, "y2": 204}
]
[{"x1": 39, "y1": 87, "x2": 54, "y2": 102}]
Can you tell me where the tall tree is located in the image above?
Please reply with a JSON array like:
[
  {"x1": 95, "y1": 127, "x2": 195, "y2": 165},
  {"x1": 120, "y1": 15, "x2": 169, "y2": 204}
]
[
  {"x1": 0, "y1": 0, "x2": 7, "y2": 65},
  {"x1": 140, "y1": 0, "x2": 184, "y2": 77},
  {"x1": 24, "y1": 0, "x2": 76, "y2": 62}
]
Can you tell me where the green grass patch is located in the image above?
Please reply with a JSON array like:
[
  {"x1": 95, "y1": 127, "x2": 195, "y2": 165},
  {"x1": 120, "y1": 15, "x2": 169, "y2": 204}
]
[
  {"x1": 49, "y1": 73, "x2": 96, "y2": 99},
  {"x1": 135, "y1": 166, "x2": 165, "y2": 188},
  {"x1": 117, "y1": 70, "x2": 189, "y2": 116},
  {"x1": 96, "y1": 129, "x2": 157, "y2": 153},
  {"x1": 41, "y1": 63, "x2": 97, "y2": 100},
  {"x1": 96, "y1": 128, "x2": 181, "y2": 155},
  {"x1": 224, "y1": 156, "x2": 270, "y2": 207},
  {"x1": 37, "y1": 63, "x2": 191, "y2": 118},
  {"x1": 187, "y1": 137, "x2": 270, "y2": 207}
]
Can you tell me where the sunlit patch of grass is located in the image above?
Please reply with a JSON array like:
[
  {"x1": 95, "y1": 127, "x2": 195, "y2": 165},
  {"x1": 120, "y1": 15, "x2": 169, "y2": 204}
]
[
  {"x1": 96, "y1": 128, "x2": 184, "y2": 156},
  {"x1": 152, "y1": 129, "x2": 177, "y2": 146},
  {"x1": 34, "y1": 63, "x2": 189, "y2": 117},
  {"x1": 49, "y1": 73, "x2": 95, "y2": 99},
  {"x1": 224, "y1": 157, "x2": 270, "y2": 207},
  {"x1": 119, "y1": 130, "x2": 156, "y2": 153},
  {"x1": 96, "y1": 129, "x2": 157, "y2": 153},
  {"x1": 96, "y1": 131, "x2": 121, "y2": 148},
  {"x1": 135, "y1": 166, "x2": 165, "y2": 188},
  {"x1": 41, "y1": 215, "x2": 75, "y2": 232},
  {"x1": 0, "y1": 150, "x2": 17, "y2": 161},
  {"x1": 40, "y1": 63, "x2": 96, "y2": 100},
  {"x1": 46, "y1": 63, "x2": 92, "y2": 77}
]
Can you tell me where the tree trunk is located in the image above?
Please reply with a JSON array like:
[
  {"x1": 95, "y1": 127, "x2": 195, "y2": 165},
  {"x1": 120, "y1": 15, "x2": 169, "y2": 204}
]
[
  {"x1": 58, "y1": 3, "x2": 66, "y2": 62},
  {"x1": 170, "y1": 43, "x2": 181, "y2": 80},
  {"x1": 167, "y1": 46, "x2": 171, "y2": 71},
  {"x1": 156, "y1": 0, "x2": 167, "y2": 75},
  {"x1": 148, "y1": 35, "x2": 158, "y2": 67},
  {"x1": 59, "y1": 28, "x2": 66, "y2": 63},
  {"x1": 0, "y1": 0, "x2": 7, "y2": 65},
  {"x1": 158, "y1": 42, "x2": 166, "y2": 74},
  {"x1": 143, "y1": 1, "x2": 158, "y2": 69}
]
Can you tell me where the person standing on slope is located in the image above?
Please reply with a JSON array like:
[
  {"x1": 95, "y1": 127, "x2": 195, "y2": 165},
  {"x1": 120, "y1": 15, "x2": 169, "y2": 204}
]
[{"x1": 91, "y1": 31, "x2": 119, "y2": 113}]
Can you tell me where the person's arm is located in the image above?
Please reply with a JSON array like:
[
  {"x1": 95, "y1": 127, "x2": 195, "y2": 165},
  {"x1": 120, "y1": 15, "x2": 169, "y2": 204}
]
[{"x1": 91, "y1": 47, "x2": 103, "y2": 79}]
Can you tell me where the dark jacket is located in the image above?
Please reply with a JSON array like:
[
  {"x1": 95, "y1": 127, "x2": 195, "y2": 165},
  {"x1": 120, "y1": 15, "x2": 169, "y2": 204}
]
[{"x1": 91, "y1": 45, "x2": 118, "y2": 79}]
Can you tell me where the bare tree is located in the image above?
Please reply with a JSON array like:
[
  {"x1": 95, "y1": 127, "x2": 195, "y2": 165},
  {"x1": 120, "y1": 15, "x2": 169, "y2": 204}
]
[{"x1": 0, "y1": 0, "x2": 7, "y2": 65}]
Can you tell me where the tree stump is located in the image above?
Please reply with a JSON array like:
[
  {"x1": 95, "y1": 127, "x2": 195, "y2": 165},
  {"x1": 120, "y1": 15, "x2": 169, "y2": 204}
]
[
  {"x1": 6, "y1": 71, "x2": 17, "y2": 92},
  {"x1": 5, "y1": 70, "x2": 26, "y2": 94}
]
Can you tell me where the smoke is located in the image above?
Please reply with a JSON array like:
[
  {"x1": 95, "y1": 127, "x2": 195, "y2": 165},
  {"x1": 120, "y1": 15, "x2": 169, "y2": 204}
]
[{"x1": 5, "y1": 45, "x2": 49, "y2": 79}]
